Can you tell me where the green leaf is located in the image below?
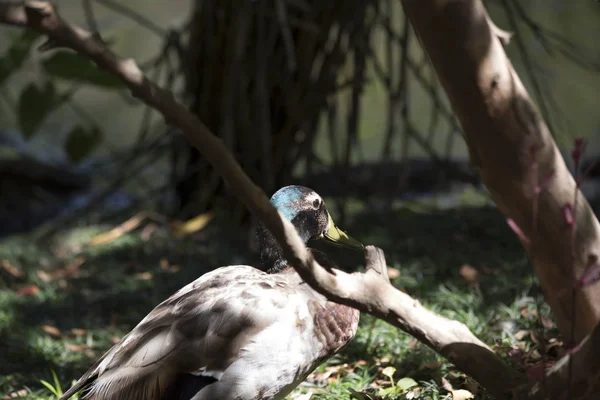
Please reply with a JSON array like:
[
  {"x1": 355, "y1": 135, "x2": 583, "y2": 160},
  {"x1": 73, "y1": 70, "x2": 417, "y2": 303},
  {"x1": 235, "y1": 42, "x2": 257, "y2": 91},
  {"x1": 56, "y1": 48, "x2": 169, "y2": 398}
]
[
  {"x1": 42, "y1": 52, "x2": 123, "y2": 88},
  {"x1": 65, "y1": 126, "x2": 103, "y2": 163},
  {"x1": 0, "y1": 29, "x2": 42, "y2": 86},
  {"x1": 40, "y1": 379, "x2": 60, "y2": 397},
  {"x1": 377, "y1": 387, "x2": 399, "y2": 398},
  {"x1": 18, "y1": 82, "x2": 60, "y2": 139},
  {"x1": 396, "y1": 377, "x2": 418, "y2": 391},
  {"x1": 381, "y1": 366, "x2": 396, "y2": 379},
  {"x1": 381, "y1": 366, "x2": 396, "y2": 387}
]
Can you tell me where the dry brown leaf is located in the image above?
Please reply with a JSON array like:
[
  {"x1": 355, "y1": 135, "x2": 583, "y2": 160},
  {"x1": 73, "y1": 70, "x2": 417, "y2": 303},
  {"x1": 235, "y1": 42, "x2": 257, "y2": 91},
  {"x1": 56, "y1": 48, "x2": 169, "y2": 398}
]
[
  {"x1": 89, "y1": 212, "x2": 167, "y2": 246},
  {"x1": 39, "y1": 257, "x2": 87, "y2": 282},
  {"x1": 89, "y1": 213, "x2": 147, "y2": 246},
  {"x1": 520, "y1": 306, "x2": 537, "y2": 319},
  {"x1": 6, "y1": 389, "x2": 28, "y2": 398},
  {"x1": 17, "y1": 285, "x2": 40, "y2": 296},
  {"x1": 459, "y1": 264, "x2": 480, "y2": 285},
  {"x1": 71, "y1": 328, "x2": 88, "y2": 336},
  {"x1": 441, "y1": 377, "x2": 474, "y2": 400},
  {"x1": 1, "y1": 260, "x2": 23, "y2": 277},
  {"x1": 41, "y1": 324, "x2": 62, "y2": 338},
  {"x1": 375, "y1": 357, "x2": 391, "y2": 365},
  {"x1": 170, "y1": 212, "x2": 215, "y2": 238},
  {"x1": 160, "y1": 258, "x2": 181, "y2": 273},
  {"x1": 408, "y1": 340, "x2": 421, "y2": 350},
  {"x1": 529, "y1": 331, "x2": 540, "y2": 344},
  {"x1": 36, "y1": 270, "x2": 52, "y2": 283},
  {"x1": 67, "y1": 343, "x2": 89, "y2": 352},
  {"x1": 134, "y1": 271, "x2": 153, "y2": 280},
  {"x1": 387, "y1": 267, "x2": 401, "y2": 279},
  {"x1": 515, "y1": 330, "x2": 530, "y2": 340},
  {"x1": 541, "y1": 316, "x2": 555, "y2": 329},
  {"x1": 451, "y1": 389, "x2": 475, "y2": 400},
  {"x1": 309, "y1": 364, "x2": 349, "y2": 384},
  {"x1": 405, "y1": 388, "x2": 422, "y2": 400}
]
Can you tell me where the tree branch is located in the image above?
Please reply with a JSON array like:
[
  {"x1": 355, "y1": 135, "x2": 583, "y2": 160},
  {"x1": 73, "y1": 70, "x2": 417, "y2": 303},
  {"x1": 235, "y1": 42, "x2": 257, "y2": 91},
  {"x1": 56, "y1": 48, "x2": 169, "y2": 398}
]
[{"x1": 0, "y1": 1, "x2": 527, "y2": 398}]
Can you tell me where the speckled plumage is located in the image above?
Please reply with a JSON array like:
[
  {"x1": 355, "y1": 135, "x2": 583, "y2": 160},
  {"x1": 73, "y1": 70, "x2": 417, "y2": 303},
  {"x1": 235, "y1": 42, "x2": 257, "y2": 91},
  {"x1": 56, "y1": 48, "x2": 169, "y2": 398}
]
[{"x1": 59, "y1": 186, "x2": 361, "y2": 400}]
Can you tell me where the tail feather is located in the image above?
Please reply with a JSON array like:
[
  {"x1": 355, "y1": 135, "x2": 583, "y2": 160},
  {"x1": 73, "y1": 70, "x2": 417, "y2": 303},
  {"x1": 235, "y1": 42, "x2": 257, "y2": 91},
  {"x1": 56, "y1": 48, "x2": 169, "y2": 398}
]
[
  {"x1": 83, "y1": 373, "x2": 169, "y2": 400},
  {"x1": 58, "y1": 373, "x2": 97, "y2": 400}
]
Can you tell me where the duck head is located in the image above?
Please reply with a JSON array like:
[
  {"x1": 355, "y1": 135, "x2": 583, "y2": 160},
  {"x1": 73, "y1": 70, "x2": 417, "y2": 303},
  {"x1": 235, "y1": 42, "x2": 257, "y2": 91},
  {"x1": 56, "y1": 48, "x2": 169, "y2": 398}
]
[{"x1": 256, "y1": 185, "x2": 363, "y2": 273}]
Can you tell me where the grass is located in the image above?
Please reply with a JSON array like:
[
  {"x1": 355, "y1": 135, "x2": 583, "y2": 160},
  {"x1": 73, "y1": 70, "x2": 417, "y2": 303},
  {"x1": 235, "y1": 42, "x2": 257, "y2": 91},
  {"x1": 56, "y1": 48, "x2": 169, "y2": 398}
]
[{"x1": 0, "y1": 198, "x2": 563, "y2": 400}]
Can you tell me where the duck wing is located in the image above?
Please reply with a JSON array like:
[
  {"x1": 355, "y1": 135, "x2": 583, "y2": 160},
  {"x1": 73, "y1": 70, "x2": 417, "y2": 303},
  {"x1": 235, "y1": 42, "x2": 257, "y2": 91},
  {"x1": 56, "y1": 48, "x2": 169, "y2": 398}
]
[{"x1": 59, "y1": 265, "x2": 297, "y2": 400}]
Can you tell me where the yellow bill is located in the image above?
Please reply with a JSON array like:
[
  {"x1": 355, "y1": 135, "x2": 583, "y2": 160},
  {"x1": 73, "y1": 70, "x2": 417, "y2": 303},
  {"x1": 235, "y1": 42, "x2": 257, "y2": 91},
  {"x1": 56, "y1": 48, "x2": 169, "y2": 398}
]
[{"x1": 321, "y1": 212, "x2": 364, "y2": 249}]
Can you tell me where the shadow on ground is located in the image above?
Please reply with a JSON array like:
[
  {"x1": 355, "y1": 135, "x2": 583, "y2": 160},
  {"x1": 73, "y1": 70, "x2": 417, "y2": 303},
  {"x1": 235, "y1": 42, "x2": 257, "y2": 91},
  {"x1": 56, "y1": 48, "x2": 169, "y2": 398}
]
[{"x1": 0, "y1": 204, "x2": 539, "y2": 396}]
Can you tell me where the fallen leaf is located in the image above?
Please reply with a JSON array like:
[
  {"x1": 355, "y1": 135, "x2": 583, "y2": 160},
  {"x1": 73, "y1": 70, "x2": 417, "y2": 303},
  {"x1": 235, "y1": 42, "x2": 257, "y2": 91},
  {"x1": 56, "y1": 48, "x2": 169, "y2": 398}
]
[
  {"x1": 1, "y1": 260, "x2": 23, "y2": 277},
  {"x1": 541, "y1": 316, "x2": 555, "y2": 329},
  {"x1": 386, "y1": 267, "x2": 401, "y2": 279},
  {"x1": 38, "y1": 256, "x2": 86, "y2": 282},
  {"x1": 41, "y1": 324, "x2": 62, "y2": 338},
  {"x1": 405, "y1": 388, "x2": 421, "y2": 399},
  {"x1": 134, "y1": 271, "x2": 153, "y2": 280},
  {"x1": 17, "y1": 285, "x2": 39, "y2": 296},
  {"x1": 170, "y1": 212, "x2": 215, "y2": 238},
  {"x1": 459, "y1": 264, "x2": 480, "y2": 285},
  {"x1": 71, "y1": 328, "x2": 88, "y2": 336},
  {"x1": 376, "y1": 357, "x2": 391, "y2": 365},
  {"x1": 515, "y1": 330, "x2": 530, "y2": 340},
  {"x1": 451, "y1": 389, "x2": 475, "y2": 400},
  {"x1": 89, "y1": 212, "x2": 167, "y2": 246},
  {"x1": 408, "y1": 340, "x2": 421, "y2": 350},
  {"x1": 89, "y1": 213, "x2": 147, "y2": 245},
  {"x1": 441, "y1": 377, "x2": 474, "y2": 400},
  {"x1": 160, "y1": 258, "x2": 181, "y2": 273},
  {"x1": 67, "y1": 343, "x2": 89, "y2": 352},
  {"x1": 529, "y1": 331, "x2": 540, "y2": 344},
  {"x1": 37, "y1": 271, "x2": 52, "y2": 282},
  {"x1": 6, "y1": 389, "x2": 28, "y2": 398}
]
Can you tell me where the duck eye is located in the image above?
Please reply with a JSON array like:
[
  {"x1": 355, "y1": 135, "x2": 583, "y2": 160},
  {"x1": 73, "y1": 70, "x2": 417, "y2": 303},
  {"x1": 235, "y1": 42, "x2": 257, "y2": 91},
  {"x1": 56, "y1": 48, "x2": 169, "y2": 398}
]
[{"x1": 312, "y1": 199, "x2": 321, "y2": 209}]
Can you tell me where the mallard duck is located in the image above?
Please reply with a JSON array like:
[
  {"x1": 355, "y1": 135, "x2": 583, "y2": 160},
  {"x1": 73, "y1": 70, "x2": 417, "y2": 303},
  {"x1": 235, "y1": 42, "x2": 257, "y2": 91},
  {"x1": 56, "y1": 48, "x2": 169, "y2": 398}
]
[{"x1": 59, "y1": 185, "x2": 363, "y2": 400}]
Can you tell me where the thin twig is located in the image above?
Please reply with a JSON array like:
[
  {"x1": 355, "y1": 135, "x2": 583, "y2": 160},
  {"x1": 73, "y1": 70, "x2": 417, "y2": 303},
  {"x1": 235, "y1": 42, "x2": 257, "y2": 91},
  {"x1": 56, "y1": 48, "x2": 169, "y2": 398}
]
[
  {"x1": 81, "y1": 0, "x2": 98, "y2": 33},
  {"x1": 275, "y1": 0, "x2": 297, "y2": 72}
]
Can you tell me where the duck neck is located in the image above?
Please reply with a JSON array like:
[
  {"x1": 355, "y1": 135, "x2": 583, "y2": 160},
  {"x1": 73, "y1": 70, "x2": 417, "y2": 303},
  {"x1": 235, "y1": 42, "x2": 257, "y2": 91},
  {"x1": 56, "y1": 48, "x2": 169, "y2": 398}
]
[{"x1": 255, "y1": 220, "x2": 312, "y2": 274}]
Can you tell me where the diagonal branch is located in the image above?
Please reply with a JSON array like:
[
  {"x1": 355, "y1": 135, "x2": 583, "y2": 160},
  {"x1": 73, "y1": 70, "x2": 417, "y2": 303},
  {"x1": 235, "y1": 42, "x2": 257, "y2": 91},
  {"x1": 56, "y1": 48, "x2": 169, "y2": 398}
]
[{"x1": 0, "y1": 1, "x2": 525, "y2": 398}]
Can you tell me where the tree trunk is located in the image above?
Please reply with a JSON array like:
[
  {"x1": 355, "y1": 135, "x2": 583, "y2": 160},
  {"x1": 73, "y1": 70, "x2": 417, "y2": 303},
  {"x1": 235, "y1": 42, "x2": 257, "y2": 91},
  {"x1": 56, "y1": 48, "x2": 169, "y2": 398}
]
[
  {"x1": 177, "y1": 0, "x2": 375, "y2": 219},
  {"x1": 400, "y1": 0, "x2": 600, "y2": 343}
]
